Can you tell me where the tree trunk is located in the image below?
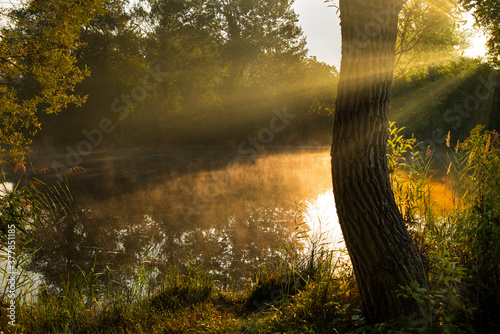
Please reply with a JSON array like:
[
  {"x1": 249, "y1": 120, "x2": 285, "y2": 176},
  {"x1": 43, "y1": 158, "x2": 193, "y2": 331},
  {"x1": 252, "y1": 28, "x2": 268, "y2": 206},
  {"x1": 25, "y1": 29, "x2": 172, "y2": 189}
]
[{"x1": 332, "y1": 0, "x2": 427, "y2": 324}]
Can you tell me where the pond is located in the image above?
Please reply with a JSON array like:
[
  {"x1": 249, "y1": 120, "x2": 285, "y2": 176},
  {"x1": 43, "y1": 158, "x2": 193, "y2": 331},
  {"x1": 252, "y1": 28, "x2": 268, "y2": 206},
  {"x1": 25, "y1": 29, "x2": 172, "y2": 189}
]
[{"x1": 9, "y1": 146, "x2": 344, "y2": 291}]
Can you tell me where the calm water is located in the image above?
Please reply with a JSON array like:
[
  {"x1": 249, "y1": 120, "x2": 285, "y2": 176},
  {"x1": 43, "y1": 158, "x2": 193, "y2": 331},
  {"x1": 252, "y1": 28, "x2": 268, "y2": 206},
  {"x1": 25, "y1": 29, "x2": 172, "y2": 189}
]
[{"x1": 7, "y1": 146, "x2": 344, "y2": 290}]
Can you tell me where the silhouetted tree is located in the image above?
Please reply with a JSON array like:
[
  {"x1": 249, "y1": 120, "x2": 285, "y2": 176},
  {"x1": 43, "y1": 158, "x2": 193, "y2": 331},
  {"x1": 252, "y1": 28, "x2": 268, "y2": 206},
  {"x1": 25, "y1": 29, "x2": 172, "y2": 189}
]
[
  {"x1": 0, "y1": 0, "x2": 105, "y2": 166},
  {"x1": 331, "y1": 0, "x2": 427, "y2": 324}
]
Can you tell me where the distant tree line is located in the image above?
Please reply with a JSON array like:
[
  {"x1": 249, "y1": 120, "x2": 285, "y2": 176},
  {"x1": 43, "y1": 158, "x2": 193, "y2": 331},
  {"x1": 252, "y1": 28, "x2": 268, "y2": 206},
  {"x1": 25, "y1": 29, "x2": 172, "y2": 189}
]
[
  {"x1": 2, "y1": 0, "x2": 498, "y2": 159},
  {"x1": 34, "y1": 0, "x2": 338, "y2": 148}
]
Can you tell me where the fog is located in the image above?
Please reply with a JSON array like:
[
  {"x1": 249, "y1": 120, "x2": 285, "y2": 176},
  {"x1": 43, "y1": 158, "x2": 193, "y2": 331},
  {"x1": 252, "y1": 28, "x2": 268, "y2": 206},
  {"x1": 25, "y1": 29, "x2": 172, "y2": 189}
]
[{"x1": 19, "y1": 146, "x2": 343, "y2": 290}]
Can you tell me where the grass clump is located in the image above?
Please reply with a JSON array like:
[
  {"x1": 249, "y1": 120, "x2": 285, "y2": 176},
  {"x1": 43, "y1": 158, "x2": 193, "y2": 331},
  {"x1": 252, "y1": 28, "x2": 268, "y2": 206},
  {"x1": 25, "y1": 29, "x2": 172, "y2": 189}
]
[{"x1": 13, "y1": 261, "x2": 247, "y2": 333}]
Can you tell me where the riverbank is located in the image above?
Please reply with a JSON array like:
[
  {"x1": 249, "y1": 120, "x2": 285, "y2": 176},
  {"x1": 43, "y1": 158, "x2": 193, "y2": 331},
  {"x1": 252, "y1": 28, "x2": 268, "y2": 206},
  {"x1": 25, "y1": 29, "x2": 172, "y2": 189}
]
[{"x1": 2, "y1": 126, "x2": 499, "y2": 333}]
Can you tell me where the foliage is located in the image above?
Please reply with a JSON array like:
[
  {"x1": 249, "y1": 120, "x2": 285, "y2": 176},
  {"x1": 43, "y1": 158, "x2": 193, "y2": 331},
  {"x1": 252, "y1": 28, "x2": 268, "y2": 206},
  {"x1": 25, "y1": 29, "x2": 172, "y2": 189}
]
[
  {"x1": 454, "y1": 125, "x2": 500, "y2": 332},
  {"x1": 0, "y1": 181, "x2": 31, "y2": 244},
  {"x1": 387, "y1": 121, "x2": 433, "y2": 225},
  {"x1": 0, "y1": 0, "x2": 105, "y2": 166},
  {"x1": 5, "y1": 211, "x2": 358, "y2": 334},
  {"x1": 11, "y1": 256, "x2": 234, "y2": 333},
  {"x1": 15, "y1": 0, "x2": 482, "y2": 150},
  {"x1": 391, "y1": 58, "x2": 500, "y2": 144},
  {"x1": 0, "y1": 171, "x2": 75, "y2": 333},
  {"x1": 387, "y1": 124, "x2": 500, "y2": 333},
  {"x1": 395, "y1": 0, "x2": 468, "y2": 76},
  {"x1": 459, "y1": 0, "x2": 500, "y2": 64},
  {"x1": 0, "y1": 0, "x2": 492, "y2": 159},
  {"x1": 1, "y1": 124, "x2": 499, "y2": 332},
  {"x1": 0, "y1": 0, "x2": 498, "y2": 332},
  {"x1": 0, "y1": 172, "x2": 72, "y2": 245},
  {"x1": 135, "y1": 0, "x2": 311, "y2": 142},
  {"x1": 33, "y1": 0, "x2": 339, "y2": 147}
]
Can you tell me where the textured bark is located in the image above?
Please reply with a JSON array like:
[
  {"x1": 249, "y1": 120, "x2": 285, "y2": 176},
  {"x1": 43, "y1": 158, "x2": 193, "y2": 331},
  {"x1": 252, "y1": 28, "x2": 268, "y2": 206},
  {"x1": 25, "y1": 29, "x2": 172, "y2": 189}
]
[{"x1": 332, "y1": 0, "x2": 427, "y2": 323}]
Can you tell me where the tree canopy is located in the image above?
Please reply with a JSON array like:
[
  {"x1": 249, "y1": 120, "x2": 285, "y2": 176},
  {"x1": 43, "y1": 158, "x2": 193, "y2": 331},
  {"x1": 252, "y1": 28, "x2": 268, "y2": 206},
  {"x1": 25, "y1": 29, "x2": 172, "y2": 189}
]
[
  {"x1": 395, "y1": 0, "x2": 468, "y2": 75},
  {"x1": 35, "y1": 0, "x2": 338, "y2": 148},
  {"x1": 0, "y1": 0, "x2": 105, "y2": 167},
  {"x1": 459, "y1": 0, "x2": 500, "y2": 64}
]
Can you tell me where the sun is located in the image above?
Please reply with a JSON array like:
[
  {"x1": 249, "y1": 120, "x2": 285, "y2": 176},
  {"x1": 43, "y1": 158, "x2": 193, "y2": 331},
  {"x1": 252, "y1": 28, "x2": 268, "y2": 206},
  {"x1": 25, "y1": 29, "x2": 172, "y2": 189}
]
[
  {"x1": 465, "y1": 33, "x2": 489, "y2": 58},
  {"x1": 463, "y1": 13, "x2": 489, "y2": 59}
]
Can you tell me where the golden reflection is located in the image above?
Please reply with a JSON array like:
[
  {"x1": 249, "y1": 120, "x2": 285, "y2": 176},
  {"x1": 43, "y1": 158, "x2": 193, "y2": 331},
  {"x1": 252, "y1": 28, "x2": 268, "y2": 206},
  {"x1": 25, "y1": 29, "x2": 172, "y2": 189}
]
[
  {"x1": 392, "y1": 170, "x2": 455, "y2": 218},
  {"x1": 303, "y1": 190, "x2": 345, "y2": 252}
]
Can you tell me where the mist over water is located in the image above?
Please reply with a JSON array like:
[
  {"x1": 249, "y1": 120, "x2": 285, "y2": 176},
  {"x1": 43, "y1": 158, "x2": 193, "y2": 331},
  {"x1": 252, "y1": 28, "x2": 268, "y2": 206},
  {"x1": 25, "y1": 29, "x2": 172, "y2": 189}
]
[{"x1": 21, "y1": 146, "x2": 343, "y2": 289}]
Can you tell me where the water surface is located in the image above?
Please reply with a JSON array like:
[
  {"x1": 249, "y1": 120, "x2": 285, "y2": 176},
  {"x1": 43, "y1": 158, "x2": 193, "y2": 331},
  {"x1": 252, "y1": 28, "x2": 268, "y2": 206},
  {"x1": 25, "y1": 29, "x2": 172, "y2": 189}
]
[{"x1": 17, "y1": 147, "x2": 343, "y2": 289}]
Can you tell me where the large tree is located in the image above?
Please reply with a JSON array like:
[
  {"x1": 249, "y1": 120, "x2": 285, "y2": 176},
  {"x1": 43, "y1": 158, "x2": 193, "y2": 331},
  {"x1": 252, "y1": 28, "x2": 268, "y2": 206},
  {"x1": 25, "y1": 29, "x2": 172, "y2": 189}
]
[
  {"x1": 46, "y1": 0, "x2": 149, "y2": 144},
  {"x1": 331, "y1": 0, "x2": 427, "y2": 324},
  {"x1": 139, "y1": 0, "x2": 307, "y2": 142},
  {"x1": 213, "y1": 0, "x2": 306, "y2": 97},
  {"x1": 0, "y1": 0, "x2": 104, "y2": 167}
]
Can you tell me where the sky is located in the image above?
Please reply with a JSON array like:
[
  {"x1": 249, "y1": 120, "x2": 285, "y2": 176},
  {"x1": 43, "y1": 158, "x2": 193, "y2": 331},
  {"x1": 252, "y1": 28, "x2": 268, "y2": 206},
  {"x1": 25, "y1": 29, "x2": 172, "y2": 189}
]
[
  {"x1": 292, "y1": 0, "x2": 342, "y2": 69},
  {"x1": 292, "y1": 0, "x2": 489, "y2": 70}
]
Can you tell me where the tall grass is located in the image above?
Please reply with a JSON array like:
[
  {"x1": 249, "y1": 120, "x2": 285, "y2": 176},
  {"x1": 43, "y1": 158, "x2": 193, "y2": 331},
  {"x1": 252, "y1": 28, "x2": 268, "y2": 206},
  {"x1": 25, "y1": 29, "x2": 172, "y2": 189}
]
[
  {"x1": 238, "y1": 217, "x2": 356, "y2": 334},
  {"x1": 387, "y1": 124, "x2": 500, "y2": 333}
]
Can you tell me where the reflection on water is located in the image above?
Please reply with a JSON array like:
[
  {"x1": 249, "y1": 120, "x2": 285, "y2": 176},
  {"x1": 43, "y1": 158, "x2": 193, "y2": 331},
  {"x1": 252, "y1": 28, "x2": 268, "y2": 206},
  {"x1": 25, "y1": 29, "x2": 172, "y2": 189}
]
[
  {"x1": 15, "y1": 147, "x2": 342, "y2": 290},
  {"x1": 303, "y1": 190, "x2": 344, "y2": 252}
]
